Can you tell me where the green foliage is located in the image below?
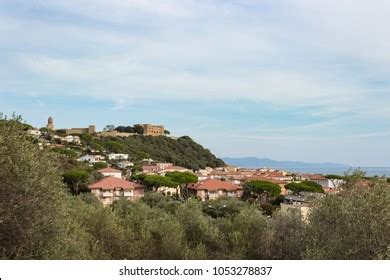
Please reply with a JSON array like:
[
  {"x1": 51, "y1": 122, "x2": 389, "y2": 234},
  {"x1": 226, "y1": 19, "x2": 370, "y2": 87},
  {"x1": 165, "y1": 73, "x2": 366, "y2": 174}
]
[
  {"x1": 115, "y1": 126, "x2": 135, "y2": 133},
  {"x1": 304, "y1": 184, "x2": 390, "y2": 259},
  {"x1": 143, "y1": 175, "x2": 178, "y2": 190},
  {"x1": 285, "y1": 181, "x2": 324, "y2": 194},
  {"x1": 55, "y1": 129, "x2": 67, "y2": 137},
  {"x1": 91, "y1": 135, "x2": 224, "y2": 170},
  {"x1": 51, "y1": 147, "x2": 79, "y2": 158},
  {"x1": 103, "y1": 140, "x2": 125, "y2": 153},
  {"x1": 133, "y1": 124, "x2": 144, "y2": 135},
  {"x1": 245, "y1": 180, "x2": 282, "y2": 197},
  {"x1": 63, "y1": 170, "x2": 90, "y2": 195},
  {"x1": 165, "y1": 171, "x2": 198, "y2": 185},
  {"x1": 0, "y1": 116, "x2": 92, "y2": 259},
  {"x1": 93, "y1": 162, "x2": 108, "y2": 170},
  {"x1": 325, "y1": 174, "x2": 344, "y2": 179}
]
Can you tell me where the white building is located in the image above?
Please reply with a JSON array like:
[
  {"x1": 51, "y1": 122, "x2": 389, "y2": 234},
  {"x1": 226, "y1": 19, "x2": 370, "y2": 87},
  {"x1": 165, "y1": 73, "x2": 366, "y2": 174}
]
[
  {"x1": 98, "y1": 167, "x2": 122, "y2": 179},
  {"x1": 107, "y1": 153, "x2": 129, "y2": 161},
  {"x1": 64, "y1": 135, "x2": 81, "y2": 144},
  {"x1": 78, "y1": 154, "x2": 106, "y2": 164},
  {"x1": 115, "y1": 161, "x2": 134, "y2": 169},
  {"x1": 27, "y1": 129, "x2": 42, "y2": 137},
  {"x1": 88, "y1": 176, "x2": 144, "y2": 205}
]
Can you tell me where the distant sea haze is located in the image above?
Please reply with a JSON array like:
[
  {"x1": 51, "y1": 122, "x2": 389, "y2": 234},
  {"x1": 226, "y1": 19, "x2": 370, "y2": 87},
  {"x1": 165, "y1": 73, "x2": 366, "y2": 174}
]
[{"x1": 222, "y1": 157, "x2": 390, "y2": 177}]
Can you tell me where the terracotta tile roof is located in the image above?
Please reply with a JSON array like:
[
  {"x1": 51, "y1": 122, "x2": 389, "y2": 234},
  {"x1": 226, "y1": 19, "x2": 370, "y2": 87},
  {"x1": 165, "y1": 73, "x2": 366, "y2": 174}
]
[
  {"x1": 189, "y1": 179, "x2": 243, "y2": 191},
  {"x1": 98, "y1": 167, "x2": 122, "y2": 173},
  {"x1": 244, "y1": 176, "x2": 286, "y2": 185},
  {"x1": 303, "y1": 174, "x2": 327, "y2": 180},
  {"x1": 88, "y1": 176, "x2": 144, "y2": 190}
]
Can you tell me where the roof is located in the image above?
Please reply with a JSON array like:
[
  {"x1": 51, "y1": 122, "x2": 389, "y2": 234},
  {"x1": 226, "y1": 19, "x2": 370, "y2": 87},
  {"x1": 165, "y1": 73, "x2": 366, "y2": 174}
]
[
  {"x1": 98, "y1": 167, "x2": 122, "y2": 173},
  {"x1": 244, "y1": 176, "x2": 286, "y2": 185},
  {"x1": 189, "y1": 179, "x2": 243, "y2": 191},
  {"x1": 303, "y1": 174, "x2": 327, "y2": 180},
  {"x1": 88, "y1": 176, "x2": 144, "y2": 190}
]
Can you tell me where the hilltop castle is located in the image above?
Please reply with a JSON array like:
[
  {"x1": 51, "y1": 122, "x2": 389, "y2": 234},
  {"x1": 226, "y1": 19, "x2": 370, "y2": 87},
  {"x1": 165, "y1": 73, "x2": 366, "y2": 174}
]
[{"x1": 47, "y1": 117, "x2": 96, "y2": 135}]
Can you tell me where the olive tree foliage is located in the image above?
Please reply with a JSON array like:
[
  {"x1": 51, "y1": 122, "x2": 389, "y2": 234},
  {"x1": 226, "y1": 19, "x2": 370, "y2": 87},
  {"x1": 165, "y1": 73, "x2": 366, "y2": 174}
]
[
  {"x1": 304, "y1": 183, "x2": 390, "y2": 259},
  {"x1": 0, "y1": 116, "x2": 91, "y2": 259}
]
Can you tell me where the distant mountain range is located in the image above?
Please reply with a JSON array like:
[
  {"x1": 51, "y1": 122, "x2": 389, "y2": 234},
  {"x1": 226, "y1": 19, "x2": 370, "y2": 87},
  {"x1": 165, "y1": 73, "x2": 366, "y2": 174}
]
[{"x1": 222, "y1": 157, "x2": 351, "y2": 169}]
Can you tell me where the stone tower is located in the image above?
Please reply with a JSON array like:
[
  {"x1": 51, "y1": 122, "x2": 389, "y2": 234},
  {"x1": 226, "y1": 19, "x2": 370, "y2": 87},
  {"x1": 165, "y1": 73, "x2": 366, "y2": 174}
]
[{"x1": 47, "y1": 116, "x2": 54, "y2": 131}]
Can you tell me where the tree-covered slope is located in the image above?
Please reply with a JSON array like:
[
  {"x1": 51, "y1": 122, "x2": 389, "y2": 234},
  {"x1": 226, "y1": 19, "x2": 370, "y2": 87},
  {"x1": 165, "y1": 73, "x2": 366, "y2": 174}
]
[{"x1": 82, "y1": 135, "x2": 225, "y2": 170}]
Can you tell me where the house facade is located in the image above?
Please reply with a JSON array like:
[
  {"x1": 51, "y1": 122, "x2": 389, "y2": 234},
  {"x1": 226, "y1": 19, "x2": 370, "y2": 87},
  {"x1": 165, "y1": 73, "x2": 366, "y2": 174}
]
[
  {"x1": 188, "y1": 179, "x2": 244, "y2": 201},
  {"x1": 107, "y1": 153, "x2": 129, "y2": 161},
  {"x1": 88, "y1": 176, "x2": 144, "y2": 205},
  {"x1": 78, "y1": 154, "x2": 106, "y2": 164},
  {"x1": 98, "y1": 167, "x2": 122, "y2": 179}
]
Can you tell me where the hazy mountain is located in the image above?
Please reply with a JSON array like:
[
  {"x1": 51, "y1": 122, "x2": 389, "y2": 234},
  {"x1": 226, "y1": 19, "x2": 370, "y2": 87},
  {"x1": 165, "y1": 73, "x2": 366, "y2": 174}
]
[{"x1": 222, "y1": 157, "x2": 351, "y2": 169}]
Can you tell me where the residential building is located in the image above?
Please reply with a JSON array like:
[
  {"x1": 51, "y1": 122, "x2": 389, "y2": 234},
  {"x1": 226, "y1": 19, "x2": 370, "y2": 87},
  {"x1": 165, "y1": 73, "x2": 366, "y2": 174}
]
[
  {"x1": 155, "y1": 162, "x2": 173, "y2": 170},
  {"x1": 142, "y1": 124, "x2": 165, "y2": 136},
  {"x1": 245, "y1": 176, "x2": 288, "y2": 195},
  {"x1": 98, "y1": 167, "x2": 122, "y2": 179},
  {"x1": 107, "y1": 153, "x2": 129, "y2": 161},
  {"x1": 280, "y1": 193, "x2": 316, "y2": 221},
  {"x1": 27, "y1": 129, "x2": 42, "y2": 138},
  {"x1": 78, "y1": 154, "x2": 105, "y2": 164},
  {"x1": 64, "y1": 135, "x2": 81, "y2": 144},
  {"x1": 88, "y1": 176, "x2": 144, "y2": 205},
  {"x1": 188, "y1": 179, "x2": 244, "y2": 201},
  {"x1": 301, "y1": 174, "x2": 344, "y2": 189},
  {"x1": 142, "y1": 165, "x2": 160, "y2": 174},
  {"x1": 280, "y1": 203, "x2": 311, "y2": 221},
  {"x1": 114, "y1": 161, "x2": 134, "y2": 169}
]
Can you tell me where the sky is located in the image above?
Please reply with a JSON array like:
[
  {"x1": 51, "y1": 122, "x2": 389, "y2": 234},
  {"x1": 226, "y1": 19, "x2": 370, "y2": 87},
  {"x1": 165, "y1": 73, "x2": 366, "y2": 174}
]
[{"x1": 1, "y1": 0, "x2": 390, "y2": 166}]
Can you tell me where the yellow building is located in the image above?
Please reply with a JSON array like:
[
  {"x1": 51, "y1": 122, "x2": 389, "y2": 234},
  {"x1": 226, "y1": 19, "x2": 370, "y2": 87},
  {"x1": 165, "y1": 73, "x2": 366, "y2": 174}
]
[{"x1": 142, "y1": 124, "x2": 165, "y2": 136}]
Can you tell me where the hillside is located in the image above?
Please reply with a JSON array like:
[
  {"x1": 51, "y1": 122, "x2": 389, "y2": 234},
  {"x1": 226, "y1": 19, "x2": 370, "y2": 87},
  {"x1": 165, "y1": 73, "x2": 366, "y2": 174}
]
[{"x1": 82, "y1": 134, "x2": 225, "y2": 170}]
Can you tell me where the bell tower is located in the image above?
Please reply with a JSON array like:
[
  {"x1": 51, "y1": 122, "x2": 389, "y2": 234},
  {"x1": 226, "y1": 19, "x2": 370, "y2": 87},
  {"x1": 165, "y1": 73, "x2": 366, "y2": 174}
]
[{"x1": 47, "y1": 116, "x2": 54, "y2": 131}]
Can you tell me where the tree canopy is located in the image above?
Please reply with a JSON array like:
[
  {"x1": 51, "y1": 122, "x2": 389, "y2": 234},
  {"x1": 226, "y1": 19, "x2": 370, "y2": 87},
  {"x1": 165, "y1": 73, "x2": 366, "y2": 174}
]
[
  {"x1": 165, "y1": 171, "x2": 198, "y2": 185},
  {"x1": 245, "y1": 180, "x2": 282, "y2": 197},
  {"x1": 285, "y1": 181, "x2": 324, "y2": 194}
]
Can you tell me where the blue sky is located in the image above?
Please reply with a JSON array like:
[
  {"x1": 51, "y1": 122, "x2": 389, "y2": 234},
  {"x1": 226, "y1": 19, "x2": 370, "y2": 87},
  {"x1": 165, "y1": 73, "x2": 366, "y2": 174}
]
[{"x1": 1, "y1": 0, "x2": 390, "y2": 166}]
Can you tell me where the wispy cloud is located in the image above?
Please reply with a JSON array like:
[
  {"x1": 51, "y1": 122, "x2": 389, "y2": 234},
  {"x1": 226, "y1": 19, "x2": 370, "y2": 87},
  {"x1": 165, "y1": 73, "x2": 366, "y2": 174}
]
[{"x1": 1, "y1": 0, "x2": 390, "y2": 165}]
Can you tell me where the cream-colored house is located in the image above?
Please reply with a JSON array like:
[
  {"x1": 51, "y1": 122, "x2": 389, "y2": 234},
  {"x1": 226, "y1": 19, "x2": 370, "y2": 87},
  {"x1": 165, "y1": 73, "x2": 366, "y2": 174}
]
[
  {"x1": 88, "y1": 176, "x2": 144, "y2": 205},
  {"x1": 188, "y1": 179, "x2": 244, "y2": 201},
  {"x1": 280, "y1": 203, "x2": 311, "y2": 221},
  {"x1": 98, "y1": 167, "x2": 122, "y2": 179}
]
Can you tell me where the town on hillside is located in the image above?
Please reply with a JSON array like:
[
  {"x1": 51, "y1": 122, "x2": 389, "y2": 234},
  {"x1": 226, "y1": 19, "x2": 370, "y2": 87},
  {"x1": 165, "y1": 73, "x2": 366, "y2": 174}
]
[{"x1": 22, "y1": 117, "x2": 374, "y2": 220}]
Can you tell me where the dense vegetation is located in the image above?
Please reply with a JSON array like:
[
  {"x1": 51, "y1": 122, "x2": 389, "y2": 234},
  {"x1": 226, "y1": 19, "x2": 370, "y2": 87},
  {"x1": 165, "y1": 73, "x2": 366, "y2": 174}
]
[
  {"x1": 285, "y1": 181, "x2": 324, "y2": 194},
  {"x1": 79, "y1": 134, "x2": 224, "y2": 170},
  {"x1": 1, "y1": 118, "x2": 390, "y2": 260}
]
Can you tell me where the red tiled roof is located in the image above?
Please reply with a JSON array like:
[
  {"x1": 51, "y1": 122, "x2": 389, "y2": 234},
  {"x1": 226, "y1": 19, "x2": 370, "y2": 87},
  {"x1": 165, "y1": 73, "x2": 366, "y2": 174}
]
[
  {"x1": 88, "y1": 176, "x2": 143, "y2": 190},
  {"x1": 98, "y1": 167, "x2": 122, "y2": 173},
  {"x1": 303, "y1": 174, "x2": 327, "y2": 180},
  {"x1": 244, "y1": 176, "x2": 286, "y2": 185},
  {"x1": 189, "y1": 179, "x2": 243, "y2": 191}
]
